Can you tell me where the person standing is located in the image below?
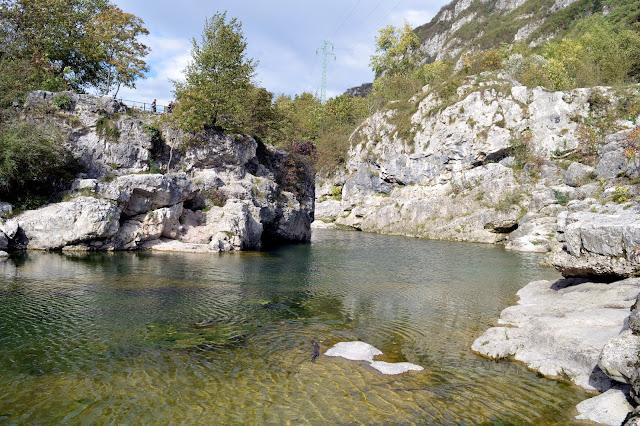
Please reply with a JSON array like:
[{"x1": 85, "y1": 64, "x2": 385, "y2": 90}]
[{"x1": 151, "y1": 99, "x2": 157, "y2": 113}]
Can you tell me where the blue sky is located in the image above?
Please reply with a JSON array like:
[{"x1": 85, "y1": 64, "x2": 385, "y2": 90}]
[{"x1": 111, "y1": 0, "x2": 450, "y2": 106}]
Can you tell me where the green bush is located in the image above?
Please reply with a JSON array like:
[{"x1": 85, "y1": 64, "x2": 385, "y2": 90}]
[
  {"x1": 553, "y1": 190, "x2": 570, "y2": 205},
  {"x1": 96, "y1": 116, "x2": 120, "y2": 141},
  {"x1": 0, "y1": 118, "x2": 79, "y2": 209},
  {"x1": 52, "y1": 94, "x2": 72, "y2": 110}
]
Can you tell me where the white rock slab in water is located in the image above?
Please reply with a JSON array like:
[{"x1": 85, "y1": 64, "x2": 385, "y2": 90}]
[
  {"x1": 575, "y1": 387, "x2": 633, "y2": 425},
  {"x1": 369, "y1": 361, "x2": 424, "y2": 375},
  {"x1": 325, "y1": 341, "x2": 423, "y2": 375},
  {"x1": 325, "y1": 341, "x2": 382, "y2": 362}
]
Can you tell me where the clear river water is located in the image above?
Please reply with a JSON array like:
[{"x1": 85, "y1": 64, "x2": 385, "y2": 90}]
[{"x1": 0, "y1": 229, "x2": 592, "y2": 424}]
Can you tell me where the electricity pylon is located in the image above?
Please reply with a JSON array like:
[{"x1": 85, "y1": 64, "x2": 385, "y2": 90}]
[{"x1": 316, "y1": 40, "x2": 336, "y2": 103}]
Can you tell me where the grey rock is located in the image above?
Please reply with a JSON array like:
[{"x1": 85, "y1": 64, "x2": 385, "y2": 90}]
[
  {"x1": 314, "y1": 200, "x2": 342, "y2": 222},
  {"x1": 505, "y1": 212, "x2": 557, "y2": 252},
  {"x1": 599, "y1": 329, "x2": 640, "y2": 384},
  {"x1": 483, "y1": 206, "x2": 520, "y2": 233},
  {"x1": 99, "y1": 174, "x2": 196, "y2": 217},
  {"x1": 0, "y1": 202, "x2": 12, "y2": 218},
  {"x1": 597, "y1": 150, "x2": 627, "y2": 180},
  {"x1": 110, "y1": 204, "x2": 184, "y2": 250},
  {"x1": 17, "y1": 197, "x2": 121, "y2": 250},
  {"x1": 472, "y1": 278, "x2": 640, "y2": 391},
  {"x1": 623, "y1": 406, "x2": 640, "y2": 426},
  {"x1": 0, "y1": 219, "x2": 19, "y2": 239},
  {"x1": 551, "y1": 209, "x2": 640, "y2": 279},
  {"x1": 575, "y1": 183, "x2": 601, "y2": 200},
  {"x1": 0, "y1": 250, "x2": 8, "y2": 258},
  {"x1": 564, "y1": 162, "x2": 595, "y2": 187},
  {"x1": 630, "y1": 294, "x2": 640, "y2": 334},
  {"x1": 0, "y1": 233, "x2": 7, "y2": 250},
  {"x1": 575, "y1": 387, "x2": 633, "y2": 426}
]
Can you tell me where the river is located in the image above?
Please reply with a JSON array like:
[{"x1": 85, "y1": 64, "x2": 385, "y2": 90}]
[{"x1": 0, "y1": 229, "x2": 591, "y2": 424}]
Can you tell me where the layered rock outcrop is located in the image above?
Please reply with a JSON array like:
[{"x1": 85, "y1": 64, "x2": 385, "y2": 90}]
[
  {"x1": 315, "y1": 79, "x2": 638, "y2": 260},
  {"x1": 0, "y1": 91, "x2": 314, "y2": 253}
]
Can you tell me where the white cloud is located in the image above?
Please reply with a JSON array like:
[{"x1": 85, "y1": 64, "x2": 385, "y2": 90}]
[{"x1": 391, "y1": 9, "x2": 433, "y2": 28}]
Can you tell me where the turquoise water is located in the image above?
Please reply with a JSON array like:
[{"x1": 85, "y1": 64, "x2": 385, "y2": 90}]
[{"x1": 0, "y1": 229, "x2": 590, "y2": 424}]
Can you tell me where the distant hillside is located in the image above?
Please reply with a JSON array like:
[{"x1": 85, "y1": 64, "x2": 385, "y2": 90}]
[{"x1": 413, "y1": 0, "x2": 639, "y2": 62}]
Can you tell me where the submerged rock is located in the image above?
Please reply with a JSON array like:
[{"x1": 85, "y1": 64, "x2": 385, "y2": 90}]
[
  {"x1": 325, "y1": 341, "x2": 383, "y2": 361},
  {"x1": 325, "y1": 341, "x2": 424, "y2": 375}
]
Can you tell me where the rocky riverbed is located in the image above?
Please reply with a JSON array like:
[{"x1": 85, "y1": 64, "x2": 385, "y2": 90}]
[{"x1": 0, "y1": 91, "x2": 314, "y2": 253}]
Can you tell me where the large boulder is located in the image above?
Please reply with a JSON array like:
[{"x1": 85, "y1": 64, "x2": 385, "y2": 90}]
[
  {"x1": 17, "y1": 197, "x2": 121, "y2": 250},
  {"x1": 575, "y1": 387, "x2": 634, "y2": 426},
  {"x1": 99, "y1": 174, "x2": 196, "y2": 217},
  {"x1": 551, "y1": 208, "x2": 640, "y2": 279},
  {"x1": 564, "y1": 162, "x2": 595, "y2": 187},
  {"x1": 110, "y1": 204, "x2": 183, "y2": 250},
  {"x1": 599, "y1": 330, "x2": 640, "y2": 384}
]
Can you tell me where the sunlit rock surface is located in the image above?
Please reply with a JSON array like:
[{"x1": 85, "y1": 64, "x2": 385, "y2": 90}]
[{"x1": 325, "y1": 341, "x2": 424, "y2": 375}]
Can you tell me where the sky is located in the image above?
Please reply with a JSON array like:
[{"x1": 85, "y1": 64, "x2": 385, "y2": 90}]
[{"x1": 111, "y1": 0, "x2": 450, "y2": 107}]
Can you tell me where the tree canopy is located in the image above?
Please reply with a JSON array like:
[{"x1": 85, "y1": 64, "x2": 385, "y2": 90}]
[
  {"x1": 369, "y1": 21, "x2": 420, "y2": 77},
  {"x1": 172, "y1": 12, "x2": 257, "y2": 132},
  {"x1": 0, "y1": 0, "x2": 149, "y2": 104}
]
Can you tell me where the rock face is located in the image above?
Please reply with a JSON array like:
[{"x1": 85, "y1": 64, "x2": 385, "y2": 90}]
[
  {"x1": 315, "y1": 81, "x2": 638, "y2": 260},
  {"x1": 3, "y1": 92, "x2": 314, "y2": 252},
  {"x1": 413, "y1": 0, "x2": 580, "y2": 62}
]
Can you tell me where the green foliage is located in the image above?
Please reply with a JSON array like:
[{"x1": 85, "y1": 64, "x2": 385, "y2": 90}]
[
  {"x1": 52, "y1": 94, "x2": 72, "y2": 110},
  {"x1": 142, "y1": 123, "x2": 161, "y2": 141},
  {"x1": 553, "y1": 190, "x2": 570, "y2": 205},
  {"x1": 495, "y1": 191, "x2": 521, "y2": 212},
  {"x1": 85, "y1": 5, "x2": 150, "y2": 96},
  {"x1": 330, "y1": 185, "x2": 342, "y2": 201},
  {"x1": 0, "y1": 0, "x2": 149, "y2": 99},
  {"x1": 172, "y1": 12, "x2": 257, "y2": 133},
  {"x1": 611, "y1": 186, "x2": 632, "y2": 203},
  {"x1": 204, "y1": 189, "x2": 228, "y2": 207},
  {"x1": 370, "y1": 21, "x2": 420, "y2": 77},
  {"x1": 96, "y1": 116, "x2": 120, "y2": 141},
  {"x1": 509, "y1": 132, "x2": 533, "y2": 170},
  {"x1": 0, "y1": 116, "x2": 79, "y2": 208}
]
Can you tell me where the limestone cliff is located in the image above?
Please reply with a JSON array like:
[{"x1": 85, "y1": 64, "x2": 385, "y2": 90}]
[
  {"x1": 0, "y1": 91, "x2": 314, "y2": 252},
  {"x1": 315, "y1": 74, "x2": 640, "y2": 278}
]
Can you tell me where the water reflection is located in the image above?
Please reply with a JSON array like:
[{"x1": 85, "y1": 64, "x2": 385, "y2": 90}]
[{"x1": 0, "y1": 230, "x2": 589, "y2": 424}]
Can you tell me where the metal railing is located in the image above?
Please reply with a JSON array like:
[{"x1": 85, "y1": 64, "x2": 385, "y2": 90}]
[{"x1": 117, "y1": 98, "x2": 173, "y2": 113}]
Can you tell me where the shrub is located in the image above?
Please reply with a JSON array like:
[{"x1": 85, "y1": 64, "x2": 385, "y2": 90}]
[
  {"x1": 0, "y1": 118, "x2": 79, "y2": 209},
  {"x1": 96, "y1": 116, "x2": 120, "y2": 141},
  {"x1": 553, "y1": 190, "x2": 570, "y2": 205},
  {"x1": 611, "y1": 186, "x2": 632, "y2": 203},
  {"x1": 52, "y1": 94, "x2": 73, "y2": 110},
  {"x1": 204, "y1": 189, "x2": 228, "y2": 207},
  {"x1": 509, "y1": 131, "x2": 533, "y2": 170}
]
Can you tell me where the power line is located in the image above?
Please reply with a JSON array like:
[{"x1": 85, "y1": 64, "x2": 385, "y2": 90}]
[{"x1": 330, "y1": 0, "x2": 363, "y2": 38}]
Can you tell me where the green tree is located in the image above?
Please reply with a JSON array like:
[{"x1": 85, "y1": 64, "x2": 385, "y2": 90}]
[
  {"x1": 0, "y1": 0, "x2": 148, "y2": 101},
  {"x1": 172, "y1": 12, "x2": 257, "y2": 132},
  {"x1": 369, "y1": 21, "x2": 420, "y2": 77},
  {"x1": 86, "y1": 5, "x2": 150, "y2": 96}
]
